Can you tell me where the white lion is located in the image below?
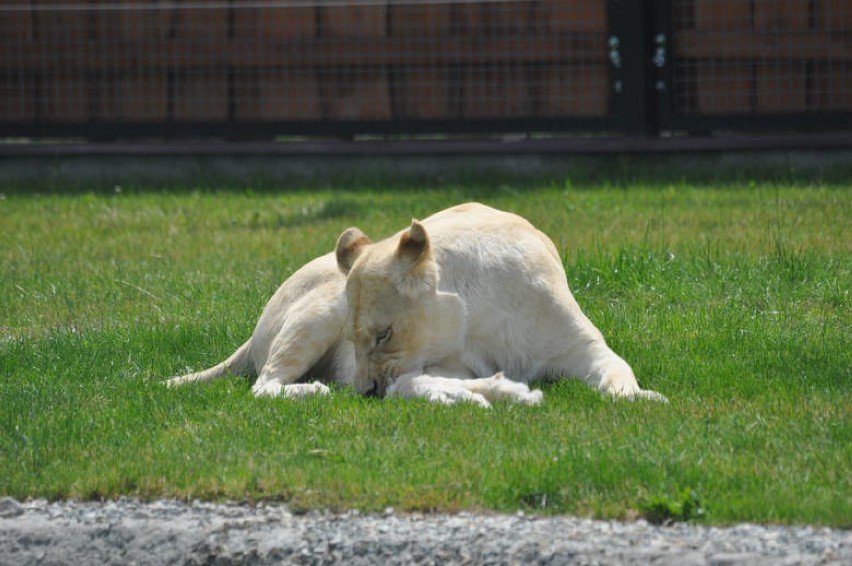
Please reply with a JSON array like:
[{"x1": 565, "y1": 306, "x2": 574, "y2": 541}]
[{"x1": 167, "y1": 203, "x2": 667, "y2": 407}]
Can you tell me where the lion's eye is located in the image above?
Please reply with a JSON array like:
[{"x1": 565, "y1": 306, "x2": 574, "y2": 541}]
[{"x1": 375, "y1": 326, "x2": 392, "y2": 347}]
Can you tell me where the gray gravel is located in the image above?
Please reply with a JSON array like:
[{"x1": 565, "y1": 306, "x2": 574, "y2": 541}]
[{"x1": 0, "y1": 497, "x2": 848, "y2": 565}]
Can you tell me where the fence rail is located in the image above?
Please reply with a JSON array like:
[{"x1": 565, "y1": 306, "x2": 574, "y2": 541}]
[{"x1": 0, "y1": 0, "x2": 849, "y2": 142}]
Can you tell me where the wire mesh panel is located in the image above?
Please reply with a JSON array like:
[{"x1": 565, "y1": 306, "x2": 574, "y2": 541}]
[
  {"x1": 668, "y1": 0, "x2": 851, "y2": 121},
  {"x1": 0, "y1": 0, "x2": 612, "y2": 138},
  {"x1": 2, "y1": 1, "x2": 847, "y2": 140}
]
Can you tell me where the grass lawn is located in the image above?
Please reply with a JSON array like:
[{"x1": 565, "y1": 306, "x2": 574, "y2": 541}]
[{"x1": 1, "y1": 166, "x2": 849, "y2": 526}]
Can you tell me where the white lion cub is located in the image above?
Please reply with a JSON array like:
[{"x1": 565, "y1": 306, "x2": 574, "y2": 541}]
[{"x1": 167, "y1": 203, "x2": 667, "y2": 407}]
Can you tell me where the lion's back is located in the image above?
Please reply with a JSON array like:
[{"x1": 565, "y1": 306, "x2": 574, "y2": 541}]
[
  {"x1": 423, "y1": 202, "x2": 563, "y2": 283},
  {"x1": 422, "y1": 202, "x2": 518, "y2": 231}
]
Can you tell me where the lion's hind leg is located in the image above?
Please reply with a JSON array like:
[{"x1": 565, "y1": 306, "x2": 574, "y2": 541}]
[{"x1": 251, "y1": 294, "x2": 346, "y2": 399}]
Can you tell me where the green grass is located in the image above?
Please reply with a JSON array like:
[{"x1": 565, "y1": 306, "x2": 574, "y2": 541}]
[{"x1": 1, "y1": 178, "x2": 849, "y2": 526}]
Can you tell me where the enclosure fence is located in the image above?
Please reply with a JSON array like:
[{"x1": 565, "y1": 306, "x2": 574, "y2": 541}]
[{"x1": 0, "y1": 0, "x2": 849, "y2": 142}]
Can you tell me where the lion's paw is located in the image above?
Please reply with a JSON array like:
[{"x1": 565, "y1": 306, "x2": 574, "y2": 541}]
[
  {"x1": 282, "y1": 381, "x2": 331, "y2": 399},
  {"x1": 484, "y1": 373, "x2": 542, "y2": 405},
  {"x1": 427, "y1": 388, "x2": 491, "y2": 409},
  {"x1": 252, "y1": 380, "x2": 331, "y2": 399},
  {"x1": 603, "y1": 383, "x2": 669, "y2": 403},
  {"x1": 251, "y1": 380, "x2": 283, "y2": 397},
  {"x1": 518, "y1": 389, "x2": 544, "y2": 406}
]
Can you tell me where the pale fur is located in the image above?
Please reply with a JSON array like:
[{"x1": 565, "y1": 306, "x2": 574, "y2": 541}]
[{"x1": 166, "y1": 203, "x2": 667, "y2": 406}]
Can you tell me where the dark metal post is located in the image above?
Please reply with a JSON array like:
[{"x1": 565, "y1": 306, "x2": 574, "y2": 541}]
[{"x1": 607, "y1": 0, "x2": 656, "y2": 135}]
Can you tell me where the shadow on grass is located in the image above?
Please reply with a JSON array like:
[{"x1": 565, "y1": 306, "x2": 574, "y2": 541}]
[{"x1": 239, "y1": 198, "x2": 363, "y2": 230}]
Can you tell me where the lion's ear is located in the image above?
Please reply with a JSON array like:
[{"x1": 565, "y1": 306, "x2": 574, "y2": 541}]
[
  {"x1": 394, "y1": 219, "x2": 437, "y2": 298},
  {"x1": 336, "y1": 227, "x2": 371, "y2": 275},
  {"x1": 396, "y1": 219, "x2": 430, "y2": 265}
]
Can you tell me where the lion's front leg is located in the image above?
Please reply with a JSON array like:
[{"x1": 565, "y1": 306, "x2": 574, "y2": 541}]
[
  {"x1": 458, "y1": 372, "x2": 543, "y2": 406},
  {"x1": 387, "y1": 371, "x2": 542, "y2": 408},
  {"x1": 386, "y1": 373, "x2": 491, "y2": 407}
]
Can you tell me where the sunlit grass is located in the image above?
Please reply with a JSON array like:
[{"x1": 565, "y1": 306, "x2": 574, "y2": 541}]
[{"x1": 1, "y1": 180, "x2": 849, "y2": 526}]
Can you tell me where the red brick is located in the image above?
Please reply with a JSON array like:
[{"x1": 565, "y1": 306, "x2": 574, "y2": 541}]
[
  {"x1": 463, "y1": 67, "x2": 532, "y2": 118},
  {"x1": 0, "y1": 75, "x2": 35, "y2": 121},
  {"x1": 756, "y1": 62, "x2": 807, "y2": 112},
  {"x1": 94, "y1": 1, "x2": 172, "y2": 40},
  {"x1": 535, "y1": 0, "x2": 607, "y2": 33},
  {"x1": 103, "y1": 74, "x2": 169, "y2": 121},
  {"x1": 813, "y1": 0, "x2": 852, "y2": 30},
  {"x1": 694, "y1": 0, "x2": 751, "y2": 30},
  {"x1": 0, "y1": 1, "x2": 33, "y2": 42},
  {"x1": 389, "y1": 4, "x2": 452, "y2": 36},
  {"x1": 171, "y1": 0, "x2": 228, "y2": 39},
  {"x1": 811, "y1": 62, "x2": 852, "y2": 111},
  {"x1": 232, "y1": 6, "x2": 316, "y2": 39},
  {"x1": 322, "y1": 5, "x2": 386, "y2": 37},
  {"x1": 173, "y1": 72, "x2": 228, "y2": 120},
  {"x1": 696, "y1": 62, "x2": 753, "y2": 114},
  {"x1": 235, "y1": 71, "x2": 321, "y2": 120},
  {"x1": 33, "y1": 0, "x2": 89, "y2": 41},
  {"x1": 539, "y1": 65, "x2": 608, "y2": 117},
  {"x1": 322, "y1": 69, "x2": 391, "y2": 120},
  {"x1": 753, "y1": 0, "x2": 810, "y2": 30},
  {"x1": 394, "y1": 69, "x2": 453, "y2": 119},
  {"x1": 40, "y1": 74, "x2": 89, "y2": 121},
  {"x1": 458, "y1": 2, "x2": 535, "y2": 35}
]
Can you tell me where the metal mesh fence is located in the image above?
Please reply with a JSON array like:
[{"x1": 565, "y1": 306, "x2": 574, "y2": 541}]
[
  {"x1": 1, "y1": 0, "x2": 848, "y2": 140},
  {"x1": 670, "y1": 0, "x2": 851, "y2": 116},
  {"x1": 0, "y1": 0, "x2": 609, "y2": 131}
]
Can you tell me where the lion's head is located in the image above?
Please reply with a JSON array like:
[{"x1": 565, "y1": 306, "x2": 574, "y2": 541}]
[{"x1": 335, "y1": 220, "x2": 466, "y2": 397}]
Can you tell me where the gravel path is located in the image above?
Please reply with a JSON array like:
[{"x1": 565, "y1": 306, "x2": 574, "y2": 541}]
[{"x1": 0, "y1": 497, "x2": 848, "y2": 565}]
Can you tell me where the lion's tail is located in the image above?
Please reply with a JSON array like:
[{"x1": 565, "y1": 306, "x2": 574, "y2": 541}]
[{"x1": 164, "y1": 339, "x2": 252, "y2": 388}]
